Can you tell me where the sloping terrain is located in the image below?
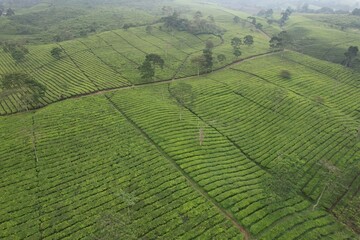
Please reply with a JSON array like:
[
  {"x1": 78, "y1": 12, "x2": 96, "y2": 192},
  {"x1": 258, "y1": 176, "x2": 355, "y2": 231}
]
[{"x1": 1, "y1": 52, "x2": 359, "y2": 239}]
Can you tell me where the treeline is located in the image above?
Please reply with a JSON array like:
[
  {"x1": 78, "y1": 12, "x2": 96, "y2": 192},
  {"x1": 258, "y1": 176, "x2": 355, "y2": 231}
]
[
  {"x1": 298, "y1": 4, "x2": 360, "y2": 15},
  {"x1": 160, "y1": 11, "x2": 225, "y2": 35}
]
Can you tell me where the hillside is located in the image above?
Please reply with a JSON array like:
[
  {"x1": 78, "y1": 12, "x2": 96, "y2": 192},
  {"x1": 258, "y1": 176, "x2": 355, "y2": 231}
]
[
  {"x1": 0, "y1": 0, "x2": 360, "y2": 239},
  {"x1": 1, "y1": 51, "x2": 359, "y2": 239}
]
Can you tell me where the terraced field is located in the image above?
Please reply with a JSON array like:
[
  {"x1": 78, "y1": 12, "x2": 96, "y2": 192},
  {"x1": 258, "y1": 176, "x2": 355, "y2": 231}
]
[
  {"x1": 0, "y1": 96, "x2": 242, "y2": 239},
  {"x1": 1, "y1": 52, "x2": 359, "y2": 239},
  {"x1": 0, "y1": 18, "x2": 269, "y2": 115},
  {"x1": 282, "y1": 15, "x2": 360, "y2": 64}
]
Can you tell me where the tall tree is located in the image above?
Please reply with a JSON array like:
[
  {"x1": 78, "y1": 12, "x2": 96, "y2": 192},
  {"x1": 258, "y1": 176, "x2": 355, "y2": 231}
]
[
  {"x1": 0, "y1": 73, "x2": 46, "y2": 110},
  {"x1": 231, "y1": 37, "x2": 242, "y2": 58},
  {"x1": 202, "y1": 48, "x2": 213, "y2": 72},
  {"x1": 279, "y1": 8, "x2": 292, "y2": 26},
  {"x1": 343, "y1": 46, "x2": 359, "y2": 67},
  {"x1": 191, "y1": 55, "x2": 206, "y2": 76},
  {"x1": 269, "y1": 31, "x2": 291, "y2": 50},
  {"x1": 138, "y1": 54, "x2": 164, "y2": 81},
  {"x1": 352, "y1": 8, "x2": 360, "y2": 16},
  {"x1": 6, "y1": 8, "x2": 14, "y2": 16}
]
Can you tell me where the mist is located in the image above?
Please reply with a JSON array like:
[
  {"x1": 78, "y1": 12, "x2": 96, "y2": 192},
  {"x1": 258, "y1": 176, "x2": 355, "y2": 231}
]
[{"x1": 209, "y1": 0, "x2": 360, "y2": 11}]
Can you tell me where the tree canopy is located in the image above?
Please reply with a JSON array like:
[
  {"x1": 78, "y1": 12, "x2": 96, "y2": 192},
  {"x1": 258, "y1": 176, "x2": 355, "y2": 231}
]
[
  {"x1": 243, "y1": 35, "x2": 254, "y2": 46},
  {"x1": 50, "y1": 47, "x2": 63, "y2": 60},
  {"x1": 343, "y1": 46, "x2": 359, "y2": 67},
  {"x1": 138, "y1": 54, "x2": 164, "y2": 81},
  {"x1": 0, "y1": 72, "x2": 46, "y2": 110}
]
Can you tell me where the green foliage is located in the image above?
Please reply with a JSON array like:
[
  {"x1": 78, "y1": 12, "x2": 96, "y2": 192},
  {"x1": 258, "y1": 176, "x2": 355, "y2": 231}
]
[
  {"x1": 233, "y1": 16, "x2": 240, "y2": 24},
  {"x1": 202, "y1": 47, "x2": 213, "y2": 72},
  {"x1": 353, "y1": 8, "x2": 360, "y2": 16},
  {"x1": 280, "y1": 70, "x2": 291, "y2": 79},
  {"x1": 5, "y1": 8, "x2": 14, "y2": 16},
  {"x1": 231, "y1": 37, "x2": 242, "y2": 49},
  {"x1": 247, "y1": 16, "x2": 256, "y2": 25},
  {"x1": 257, "y1": 9, "x2": 273, "y2": 19},
  {"x1": 233, "y1": 48, "x2": 242, "y2": 58},
  {"x1": 269, "y1": 31, "x2": 291, "y2": 50},
  {"x1": 343, "y1": 46, "x2": 359, "y2": 67},
  {"x1": 138, "y1": 53, "x2": 164, "y2": 81},
  {"x1": 145, "y1": 25, "x2": 153, "y2": 34},
  {"x1": 2, "y1": 42, "x2": 29, "y2": 63},
  {"x1": 50, "y1": 47, "x2": 63, "y2": 60},
  {"x1": 217, "y1": 54, "x2": 226, "y2": 62},
  {"x1": 160, "y1": 11, "x2": 225, "y2": 35},
  {"x1": 231, "y1": 37, "x2": 242, "y2": 58},
  {"x1": 279, "y1": 7, "x2": 292, "y2": 26},
  {"x1": 243, "y1": 35, "x2": 254, "y2": 46},
  {"x1": 0, "y1": 72, "x2": 46, "y2": 109}
]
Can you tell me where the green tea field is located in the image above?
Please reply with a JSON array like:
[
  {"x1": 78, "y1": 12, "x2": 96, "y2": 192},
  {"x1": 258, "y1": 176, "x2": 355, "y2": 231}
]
[
  {"x1": 1, "y1": 0, "x2": 360, "y2": 239},
  {"x1": 1, "y1": 51, "x2": 359, "y2": 239}
]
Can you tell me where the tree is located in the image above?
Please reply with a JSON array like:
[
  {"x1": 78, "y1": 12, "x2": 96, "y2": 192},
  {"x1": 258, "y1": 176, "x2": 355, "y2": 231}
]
[
  {"x1": 194, "y1": 11, "x2": 202, "y2": 21},
  {"x1": 258, "y1": 9, "x2": 273, "y2": 18},
  {"x1": 280, "y1": 70, "x2": 291, "y2": 79},
  {"x1": 217, "y1": 54, "x2": 226, "y2": 63},
  {"x1": 50, "y1": 47, "x2": 63, "y2": 60},
  {"x1": 247, "y1": 16, "x2": 256, "y2": 25},
  {"x1": 191, "y1": 55, "x2": 206, "y2": 76},
  {"x1": 352, "y1": 8, "x2": 360, "y2": 16},
  {"x1": 279, "y1": 8, "x2": 292, "y2": 26},
  {"x1": 138, "y1": 54, "x2": 164, "y2": 81},
  {"x1": 0, "y1": 73, "x2": 46, "y2": 110},
  {"x1": 231, "y1": 37, "x2": 242, "y2": 58},
  {"x1": 6, "y1": 8, "x2": 14, "y2": 17},
  {"x1": 0, "y1": 8, "x2": 3, "y2": 17},
  {"x1": 343, "y1": 46, "x2": 359, "y2": 67},
  {"x1": 205, "y1": 40, "x2": 214, "y2": 50},
  {"x1": 233, "y1": 16, "x2": 240, "y2": 24},
  {"x1": 138, "y1": 60, "x2": 154, "y2": 81},
  {"x1": 269, "y1": 31, "x2": 291, "y2": 50},
  {"x1": 145, "y1": 25, "x2": 153, "y2": 34},
  {"x1": 123, "y1": 24, "x2": 131, "y2": 30},
  {"x1": 202, "y1": 48, "x2": 213, "y2": 72},
  {"x1": 255, "y1": 23, "x2": 263, "y2": 30},
  {"x1": 11, "y1": 49, "x2": 26, "y2": 63},
  {"x1": 231, "y1": 37, "x2": 242, "y2": 49},
  {"x1": 233, "y1": 48, "x2": 242, "y2": 58},
  {"x1": 243, "y1": 35, "x2": 254, "y2": 46},
  {"x1": 169, "y1": 82, "x2": 196, "y2": 120},
  {"x1": 3, "y1": 43, "x2": 29, "y2": 63}
]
